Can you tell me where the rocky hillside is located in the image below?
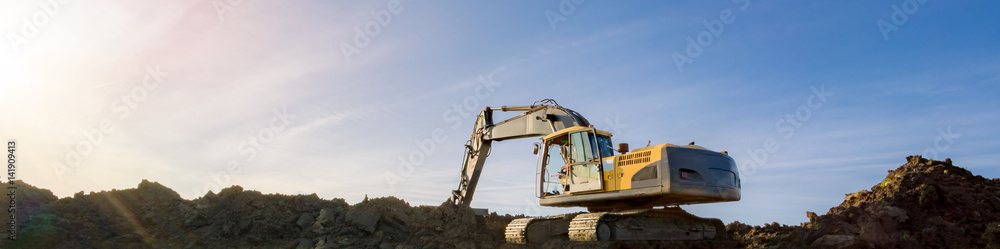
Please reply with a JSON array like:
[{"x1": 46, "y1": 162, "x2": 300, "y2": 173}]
[{"x1": 1, "y1": 156, "x2": 997, "y2": 249}]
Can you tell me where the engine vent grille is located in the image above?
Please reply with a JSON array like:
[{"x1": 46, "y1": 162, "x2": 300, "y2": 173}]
[
  {"x1": 616, "y1": 150, "x2": 651, "y2": 167},
  {"x1": 632, "y1": 164, "x2": 658, "y2": 182}
]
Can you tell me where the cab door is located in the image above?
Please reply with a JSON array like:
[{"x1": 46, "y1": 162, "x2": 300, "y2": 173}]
[{"x1": 566, "y1": 130, "x2": 604, "y2": 193}]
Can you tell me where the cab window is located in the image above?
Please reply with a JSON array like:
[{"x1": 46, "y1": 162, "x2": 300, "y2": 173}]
[
  {"x1": 569, "y1": 132, "x2": 595, "y2": 163},
  {"x1": 596, "y1": 135, "x2": 614, "y2": 158}
]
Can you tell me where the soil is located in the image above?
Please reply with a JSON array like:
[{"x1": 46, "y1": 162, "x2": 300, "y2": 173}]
[
  {"x1": 728, "y1": 156, "x2": 1000, "y2": 249},
  {"x1": 1, "y1": 156, "x2": 997, "y2": 249}
]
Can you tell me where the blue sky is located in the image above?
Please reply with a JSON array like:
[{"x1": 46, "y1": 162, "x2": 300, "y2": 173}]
[{"x1": 1, "y1": 1, "x2": 998, "y2": 226}]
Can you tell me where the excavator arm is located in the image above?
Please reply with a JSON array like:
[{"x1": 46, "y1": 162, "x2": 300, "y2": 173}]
[{"x1": 450, "y1": 99, "x2": 589, "y2": 206}]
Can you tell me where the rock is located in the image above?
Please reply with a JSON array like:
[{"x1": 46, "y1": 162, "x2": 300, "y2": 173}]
[
  {"x1": 980, "y1": 225, "x2": 1000, "y2": 249},
  {"x1": 312, "y1": 207, "x2": 344, "y2": 234},
  {"x1": 810, "y1": 235, "x2": 857, "y2": 249},
  {"x1": 185, "y1": 212, "x2": 209, "y2": 227},
  {"x1": 382, "y1": 208, "x2": 411, "y2": 229},
  {"x1": 137, "y1": 179, "x2": 182, "y2": 202},
  {"x1": 917, "y1": 184, "x2": 942, "y2": 207},
  {"x1": 219, "y1": 185, "x2": 244, "y2": 198},
  {"x1": 983, "y1": 222, "x2": 1000, "y2": 249},
  {"x1": 294, "y1": 238, "x2": 313, "y2": 249},
  {"x1": 314, "y1": 238, "x2": 326, "y2": 248},
  {"x1": 238, "y1": 218, "x2": 253, "y2": 234},
  {"x1": 346, "y1": 205, "x2": 381, "y2": 233},
  {"x1": 222, "y1": 220, "x2": 237, "y2": 236},
  {"x1": 379, "y1": 241, "x2": 395, "y2": 249},
  {"x1": 316, "y1": 208, "x2": 336, "y2": 224},
  {"x1": 877, "y1": 205, "x2": 908, "y2": 223},
  {"x1": 184, "y1": 240, "x2": 206, "y2": 249},
  {"x1": 455, "y1": 241, "x2": 476, "y2": 249},
  {"x1": 806, "y1": 211, "x2": 819, "y2": 223},
  {"x1": 297, "y1": 213, "x2": 315, "y2": 230}
]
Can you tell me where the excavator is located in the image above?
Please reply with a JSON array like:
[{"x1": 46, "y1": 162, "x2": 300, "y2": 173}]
[{"x1": 449, "y1": 99, "x2": 741, "y2": 243}]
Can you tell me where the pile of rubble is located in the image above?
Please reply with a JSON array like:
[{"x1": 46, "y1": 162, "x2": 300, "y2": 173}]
[
  {"x1": 2, "y1": 156, "x2": 997, "y2": 248},
  {"x1": 729, "y1": 156, "x2": 1000, "y2": 249},
  {"x1": 1, "y1": 181, "x2": 517, "y2": 249}
]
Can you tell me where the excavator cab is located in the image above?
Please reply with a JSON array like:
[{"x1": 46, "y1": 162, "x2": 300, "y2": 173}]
[{"x1": 537, "y1": 126, "x2": 615, "y2": 196}]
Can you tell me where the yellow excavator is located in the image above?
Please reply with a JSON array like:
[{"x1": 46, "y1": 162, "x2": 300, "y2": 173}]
[{"x1": 449, "y1": 99, "x2": 740, "y2": 243}]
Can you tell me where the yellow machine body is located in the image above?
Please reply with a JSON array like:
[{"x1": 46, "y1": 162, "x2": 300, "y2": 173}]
[{"x1": 536, "y1": 126, "x2": 740, "y2": 211}]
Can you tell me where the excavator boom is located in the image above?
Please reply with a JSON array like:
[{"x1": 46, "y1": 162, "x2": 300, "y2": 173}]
[{"x1": 450, "y1": 99, "x2": 589, "y2": 206}]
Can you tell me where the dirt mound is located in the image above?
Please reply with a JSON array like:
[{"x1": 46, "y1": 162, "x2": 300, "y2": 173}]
[
  {"x1": 0, "y1": 180, "x2": 518, "y2": 249},
  {"x1": 730, "y1": 156, "x2": 1000, "y2": 249},
  {"x1": 2, "y1": 156, "x2": 997, "y2": 248}
]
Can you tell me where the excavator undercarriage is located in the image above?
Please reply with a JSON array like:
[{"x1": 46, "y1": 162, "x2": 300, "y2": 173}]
[
  {"x1": 568, "y1": 207, "x2": 726, "y2": 242},
  {"x1": 504, "y1": 207, "x2": 726, "y2": 243}
]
